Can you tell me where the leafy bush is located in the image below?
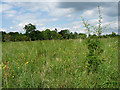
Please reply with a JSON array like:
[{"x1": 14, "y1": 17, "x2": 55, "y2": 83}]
[{"x1": 81, "y1": 6, "x2": 106, "y2": 73}]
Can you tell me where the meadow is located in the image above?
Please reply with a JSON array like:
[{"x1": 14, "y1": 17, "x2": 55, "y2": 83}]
[{"x1": 2, "y1": 37, "x2": 119, "y2": 88}]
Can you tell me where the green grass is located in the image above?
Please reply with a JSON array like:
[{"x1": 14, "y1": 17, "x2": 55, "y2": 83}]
[{"x1": 2, "y1": 38, "x2": 119, "y2": 88}]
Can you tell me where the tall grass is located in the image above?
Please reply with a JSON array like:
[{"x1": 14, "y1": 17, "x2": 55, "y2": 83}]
[{"x1": 2, "y1": 37, "x2": 119, "y2": 88}]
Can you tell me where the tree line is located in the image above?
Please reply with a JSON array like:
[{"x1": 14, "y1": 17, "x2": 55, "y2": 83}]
[{"x1": 1, "y1": 23, "x2": 119, "y2": 42}]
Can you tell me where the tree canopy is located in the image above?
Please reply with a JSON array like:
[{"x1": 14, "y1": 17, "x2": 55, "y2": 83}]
[{"x1": 1, "y1": 23, "x2": 119, "y2": 42}]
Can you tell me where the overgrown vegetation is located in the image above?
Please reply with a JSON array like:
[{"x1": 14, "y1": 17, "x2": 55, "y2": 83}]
[
  {"x1": 1, "y1": 5, "x2": 119, "y2": 88},
  {"x1": 2, "y1": 38, "x2": 119, "y2": 88},
  {"x1": 81, "y1": 6, "x2": 105, "y2": 73}
]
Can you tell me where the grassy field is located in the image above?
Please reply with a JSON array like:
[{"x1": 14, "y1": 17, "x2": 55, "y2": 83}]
[{"x1": 2, "y1": 37, "x2": 119, "y2": 88}]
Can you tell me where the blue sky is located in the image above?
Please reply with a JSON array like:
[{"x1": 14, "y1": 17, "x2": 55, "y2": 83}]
[{"x1": 0, "y1": 1, "x2": 118, "y2": 35}]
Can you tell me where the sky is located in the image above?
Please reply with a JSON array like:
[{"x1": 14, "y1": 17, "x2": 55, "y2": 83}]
[{"x1": 0, "y1": 1, "x2": 118, "y2": 35}]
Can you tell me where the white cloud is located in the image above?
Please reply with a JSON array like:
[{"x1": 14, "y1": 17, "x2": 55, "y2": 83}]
[
  {"x1": 0, "y1": 3, "x2": 13, "y2": 13},
  {"x1": 49, "y1": 7, "x2": 75, "y2": 17},
  {"x1": 0, "y1": 28, "x2": 6, "y2": 31},
  {"x1": 18, "y1": 22, "x2": 29, "y2": 27},
  {"x1": 17, "y1": 17, "x2": 58, "y2": 27},
  {"x1": 39, "y1": 27, "x2": 46, "y2": 31},
  {"x1": 73, "y1": 25, "x2": 80, "y2": 29},
  {"x1": 10, "y1": 26, "x2": 13, "y2": 29},
  {"x1": 1, "y1": 2, "x2": 118, "y2": 34},
  {"x1": 6, "y1": 2, "x2": 74, "y2": 18},
  {"x1": 4, "y1": 10, "x2": 17, "y2": 18},
  {"x1": 81, "y1": 8, "x2": 98, "y2": 19}
]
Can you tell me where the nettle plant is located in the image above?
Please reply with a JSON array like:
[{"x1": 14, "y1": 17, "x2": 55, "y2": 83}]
[{"x1": 81, "y1": 6, "x2": 107, "y2": 73}]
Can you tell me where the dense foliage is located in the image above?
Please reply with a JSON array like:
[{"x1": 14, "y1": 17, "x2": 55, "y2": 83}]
[
  {"x1": 85, "y1": 36, "x2": 104, "y2": 73},
  {"x1": 81, "y1": 6, "x2": 119, "y2": 74},
  {"x1": 1, "y1": 24, "x2": 119, "y2": 42},
  {"x1": 1, "y1": 24, "x2": 88, "y2": 42}
]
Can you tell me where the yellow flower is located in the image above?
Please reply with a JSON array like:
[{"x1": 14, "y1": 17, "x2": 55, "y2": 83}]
[
  {"x1": 4, "y1": 73, "x2": 7, "y2": 76},
  {"x1": 25, "y1": 62, "x2": 29, "y2": 65},
  {"x1": 85, "y1": 66, "x2": 87, "y2": 68},
  {"x1": 0, "y1": 66, "x2": 2, "y2": 69},
  {"x1": 3, "y1": 65, "x2": 6, "y2": 69},
  {"x1": 12, "y1": 76, "x2": 14, "y2": 78}
]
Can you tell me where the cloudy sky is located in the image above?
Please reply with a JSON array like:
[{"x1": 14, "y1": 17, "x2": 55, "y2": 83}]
[{"x1": 0, "y1": 1, "x2": 118, "y2": 34}]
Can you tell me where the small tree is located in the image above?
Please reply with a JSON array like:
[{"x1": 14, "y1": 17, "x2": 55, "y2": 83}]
[
  {"x1": 81, "y1": 6, "x2": 107, "y2": 73},
  {"x1": 110, "y1": 32, "x2": 116, "y2": 37},
  {"x1": 24, "y1": 23, "x2": 36, "y2": 34},
  {"x1": 58, "y1": 30, "x2": 70, "y2": 39},
  {"x1": 23, "y1": 23, "x2": 36, "y2": 41},
  {"x1": 42, "y1": 29, "x2": 51, "y2": 40}
]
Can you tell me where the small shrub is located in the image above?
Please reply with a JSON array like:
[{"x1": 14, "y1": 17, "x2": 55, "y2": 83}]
[{"x1": 81, "y1": 6, "x2": 107, "y2": 73}]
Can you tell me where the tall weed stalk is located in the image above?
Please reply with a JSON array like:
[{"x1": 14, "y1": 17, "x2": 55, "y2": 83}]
[{"x1": 81, "y1": 6, "x2": 107, "y2": 73}]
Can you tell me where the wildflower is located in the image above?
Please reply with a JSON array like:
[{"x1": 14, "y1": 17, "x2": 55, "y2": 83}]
[
  {"x1": 3, "y1": 65, "x2": 6, "y2": 69},
  {"x1": 25, "y1": 62, "x2": 29, "y2": 65},
  {"x1": 4, "y1": 73, "x2": 7, "y2": 76},
  {"x1": 12, "y1": 76, "x2": 14, "y2": 78},
  {"x1": 85, "y1": 66, "x2": 87, "y2": 68}
]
